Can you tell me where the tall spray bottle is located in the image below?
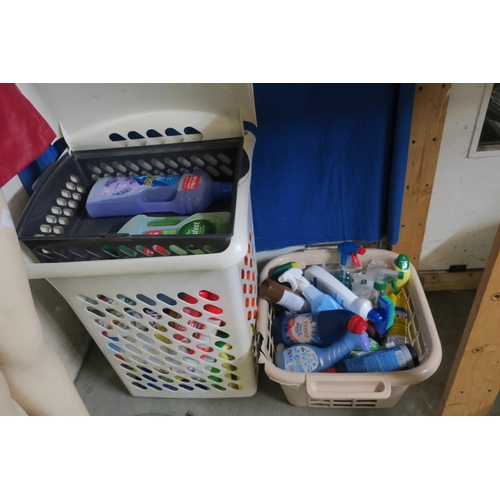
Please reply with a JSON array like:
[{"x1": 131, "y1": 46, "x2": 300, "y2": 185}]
[
  {"x1": 278, "y1": 268, "x2": 342, "y2": 313},
  {"x1": 304, "y1": 265, "x2": 383, "y2": 323},
  {"x1": 333, "y1": 242, "x2": 365, "y2": 290}
]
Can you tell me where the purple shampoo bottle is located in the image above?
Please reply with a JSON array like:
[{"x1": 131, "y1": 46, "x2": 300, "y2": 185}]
[{"x1": 86, "y1": 170, "x2": 232, "y2": 218}]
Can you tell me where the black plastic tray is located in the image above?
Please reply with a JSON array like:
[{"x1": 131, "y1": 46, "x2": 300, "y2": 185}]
[{"x1": 16, "y1": 137, "x2": 248, "y2": 263}]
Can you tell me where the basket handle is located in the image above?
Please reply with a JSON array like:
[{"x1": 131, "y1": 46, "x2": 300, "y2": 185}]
[{"x1": 305, "y1": 373, "x2": 392, "y2": 400}]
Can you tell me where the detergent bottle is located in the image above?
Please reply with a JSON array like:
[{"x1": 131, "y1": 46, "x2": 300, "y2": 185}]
[
  {"x1": 275, "y1": 331, "x2": 371, "y2": 373},
  {"x1": 278, "y1": 268, "x2": 343, "y2": 312},
  {"x1": 333, "y1": 242, "x2": 366, "y2": 290},
  {"x1": 86, "y1": 170, "x2": 232, "y2": 218},
  {"x1": 118, "y1": 211, "x2": 231, "y2": 235},
  {"x1": 271, "y1": 309, "x2": 368, "y2": 346},
  {"x1": 304, "y1": 265, "x2": 383, "y2": 323}
]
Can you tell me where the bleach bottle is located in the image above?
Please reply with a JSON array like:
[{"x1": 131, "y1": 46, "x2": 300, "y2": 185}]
[
  {"x1": 275, "y1": 331, "x2": 371, "y2": 373},
  {"x1": 271, "y1": 309, "x2": 368, "y2": 346},
  {"x1": 278, "y1": 268, "x2": 342, "y2": 313},
  {"x1": 86, "y1": 170, "x2": 232, "y2": 218}
]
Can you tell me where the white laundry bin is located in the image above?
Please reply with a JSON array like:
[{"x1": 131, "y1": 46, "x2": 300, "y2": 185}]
[{"x1": 16, "y1": 84, "x2": 260, "y2": 398}]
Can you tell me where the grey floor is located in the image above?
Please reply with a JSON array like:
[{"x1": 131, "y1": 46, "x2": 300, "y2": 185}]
[{"x1": 75, "y1": 290, "x2": 500, "y2": 416}]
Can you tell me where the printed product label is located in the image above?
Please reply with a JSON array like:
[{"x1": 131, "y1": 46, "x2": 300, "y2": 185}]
[
  {"x1": 284, "y1": 345, "x2": 319, "y2": 372},
  {"x1": 346, "y1": 348, "x2": 408, "y2": 372},
  {"x1": 285, "y1": 314, "x2": 320, "y2": 344},
  {"x1": 181, "y1": 175, "x2": 201, "y2": 191},
  {"x1": 100, "y1": 175, "x2": 178, "y2": 196}
]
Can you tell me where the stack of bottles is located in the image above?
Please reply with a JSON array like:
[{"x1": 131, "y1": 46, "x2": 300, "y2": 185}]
[{"x1": 258, "y1": 243, "x2": 419, "y2": 374}]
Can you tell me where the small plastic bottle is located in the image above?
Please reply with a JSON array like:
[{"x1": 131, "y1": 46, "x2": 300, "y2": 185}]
[{"x1": 258, "y1": 279, "x2": 310, "y2": 313}]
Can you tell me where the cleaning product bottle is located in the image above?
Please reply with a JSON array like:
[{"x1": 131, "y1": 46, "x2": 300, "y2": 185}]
[
  {"x1": 304, "y1": 265, "x2": 383, "y2": 323},
  {"x1": 388, "y1": 254, "x2": 411, "y2": 293},
  {"x1": 275, "y1": 331, "x2": 371, "y2": 372},
  {"x1": 118, "y1": 212, "x2": 231, "y2": 235},
  {"x1": 86, "y1": 170, "x2": 232, "y2": 218},
  {"x1": 271, "y1": 309, "x2": 368, "y2": 346},
  {"x1": 277, "y1": 268, "x2": 343, "y2": 312},
  {"x1": 258, "y1": 279, "x2": 310, "y2": 313},
  {"x1": 333, "y1": 344, "x2": 419, "y2": 373},
  {"x1": 333, "y1": 242, "x2": 366, "y2": 290},
  {"x1": 269, "y1": 261, "x2": 299, "y2": 282}
]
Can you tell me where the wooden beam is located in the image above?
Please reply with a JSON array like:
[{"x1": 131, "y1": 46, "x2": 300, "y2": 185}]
[
  {"x1": 418, "y1": 270, "x2": 483, "y2": 291},
  {"x1": 439, "y1": 223, "x2": 500, "y2": 416},
  {"x1": 390, "y1": 83, "x2": 452, "y2": 270}
]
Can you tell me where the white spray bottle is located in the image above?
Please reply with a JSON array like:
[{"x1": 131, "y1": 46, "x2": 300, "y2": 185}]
[
  {"x1": 278, "y1": 268, "x2": 343, "y2": 313},
  {"x1": 304, "y1": 265, "x2": 383, "y2": 323}
]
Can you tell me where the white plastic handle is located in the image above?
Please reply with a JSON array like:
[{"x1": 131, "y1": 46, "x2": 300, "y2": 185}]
[{"x1": 305, "y1": 373, "x2": 392, "y2": 400}]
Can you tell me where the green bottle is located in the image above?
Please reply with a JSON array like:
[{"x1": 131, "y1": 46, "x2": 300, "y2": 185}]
[{"x1": 118, "y1": 212, "x2": 231, "y2": 236}]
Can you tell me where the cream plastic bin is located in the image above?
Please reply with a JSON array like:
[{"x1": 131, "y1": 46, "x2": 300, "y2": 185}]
[
  {"x1": 257, "y1": 247, "x2": 442, "y2": 409},
  {"x1": 17, "y1": 84, "x2": 260, "y2": 398}
]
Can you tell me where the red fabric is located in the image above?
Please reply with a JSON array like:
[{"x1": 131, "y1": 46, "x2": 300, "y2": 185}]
[{"x1": 0, "y1": 84, "x2": 56, "y2": 188}]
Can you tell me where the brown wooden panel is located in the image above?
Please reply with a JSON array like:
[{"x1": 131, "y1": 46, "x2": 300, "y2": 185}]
[
  {"x1": 439, "y1": 223, "x2": 500, "y2": 416},
  {"x1": 391, "y1": 83, "x2": 451, "y2": 270},
  {"x1": 419, "y1": 270, "x2": 483, "y2": 291}
]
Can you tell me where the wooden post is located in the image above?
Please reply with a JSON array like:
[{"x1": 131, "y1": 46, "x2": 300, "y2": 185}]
[
  {"x1": 390, "y1": 83, "x2": 451, "y2": 270},
  {"x1": 439, "y1": 223, "x2": 500, "y2": 415}
]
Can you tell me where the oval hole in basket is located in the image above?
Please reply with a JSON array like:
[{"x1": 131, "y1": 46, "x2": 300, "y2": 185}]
[
  {"x1": 178, "y1": 346, "x2": 195, "y2": 355},
  {"x1": 102, "y1": 245, "x2": 119, "y2": 258},
  {"x1": 204, "y1": 304, "x2": 223, "y2": 315},
  {"x1": 97, "y1": 294, "x2": 114, "y2": 305},
  {"x1": 51, "y1": 206, "x2": 62, "y2": 215},
  {"x1": 144, "y1": 308, "x2": 161, "y2": 319},
  {"x1": 203, "y1": 244, "x2": 220, "y2": 254},
  {"x1": 77, "y1": 295, "x2": 97, "y2": 305},
  {"x1": 228, "y1": 383, "x2": 242, "y2": 390},
  {"x1": 201, "y1": 355, "x2": 216, "y2": 364},
  {"x1": 186, "y1": 245, "x2": 204, "y2": 255},
  {"x1": 109, "y1": 133, "x2": 127, "y2": 142},
  {"x1": 152, "y1": 245, "x2": 169, "y2": 256},
  {"x1": 157, "y1": 293, "x2": 176, "y2": 306},
  {"x1": 95, "y1": 319, "x2": 113, "y2": 330},
  {"x1": 190, "y1": 155, "x2": 204, "y2": 166},
  {"x1": 68, "y1": 200, "x2": 78, "y2": 209},
  {"x1": 225, "y1": 373, "x2": 240, "y2": 381},
  {"x1": 116, "y1": 294, "x2": 136, "y2": 306},
  {"x1": 142, "y1": 346, "x2": 160, "y2": 356},
  {"x1": 130, "y1": 355, "x2": 147, "y2": 365},
  {"x1": 124, "y1": 344, "x2": 142, "y2": 355},
  {"x1": 106, "y1": 308, "x2": 123, "y2": 318},
  {"x1": 147, "y1": 129, "x2": 163, "y2": 138},
  {"x1": 131, "y1": 381, "x2": 148, "y2": 390},
  {"x1": 196, "y1": 344, "x2": 212, "y2": 353},
  {"x1": 119, "y1": 245, "x2": 137, "y2": 257},
  {"x1": 192, "y1": 332, "x2": 210, "y2": 342},
  {"x1": 211, "y1": 384, "x2": 226, "y2": 391},
  {"x1": 183, "y1": 357, "x2": 199, "y2": 366},
  {"x1": 221, "y1": 363, "x2": 237, "y2": 372},
  {"x1": 136, "y1": 332, "x2": 153, "y2": 344},
  {"x1": 170, "y1": 322, "x2": 187, "y2": 333},
  {"x1": 147, "y1": 356, "x2": 164, "y2": 366},
  {"x1": 130, "y1": 321, "x2": 148, "y2": 332},
  {"x1": 187, "y1": 320, "x2": 206, "y2": 331},
  {"x1": 87, "y1": 307, "x2": 105, "y2": 318},
  {"x1": 218, "y1": 352, "x2": 235, "y2": 361},
  {"x1": 125, "y1": 308, "x2": 142, "y2": 319},
  {"x1": 101, "y1": 331, "x2": 119, "y2": 342},
  {"x1": 136, "y1": 294, "x2": 156, "y2": 306},
  {"x1": 164, "y1": 357, "x2": 181, "y2": 366},
  {"x1": 163, "y1": 308, "x2": 181, "y2": 319},
  {"x1": 169, "y1": 245, "x2": 188, "y2": 256},
  {"x1": 178, "y1": 292, "x2": 197, "y2": 304},
  {"x1": 120, "y1": 334, "x2": 136, "y2": 344},
  {"x1": 126, "y1": 372, "x2": 142, "y2": 381},
  {"x1": 215, "y1": 331, "x2": 229, "y2": 339},
  {"x1": 199, "y1": 290, "x2": 220, "y2": 301},
  {"x1": 40, "y1": 224, "x2": 52, "y2": 233},
  {"x1": 165, "y1": 127, "x2": 182, "y2": 137},
  {"x1": 136, "y1": 365, "x2": 153, "y2": 374},
  {"x1": 215, "y1": 341, "x2": 232, "y2": 350},
  {"x1": 160, "y1": 346, "x2": 177, "y2": 356},
  {"x1": 203, "y1": 154, "x2": 218, "y2": 166},
  {"x1": 204, "y1": 365, "x2": 220, "y2": 374},
  {"x1": 157, "y1": 375, "x2": 174, "y2": 384},
  {"x1": 217, "y1": 153, "x2": 231, "y2": 165},
  {"x1": 46, "y1": 215, "x2": 57, "y2": 224},
  {"x1": 149, "y1": 321, "x2": 167, "y2": 333},
  {"x1": 154, "y1": 333, "x2": 171, "y2": 345},
  {"x1": 120, "y1": 363, "x2": 136, "y2": 372},
  {"x1": 173, "y1": 333, "x2": 190, "y2": 343},
  {"x1": 136, "y1": 245, "x2": 154, "y2": 257},
  {"x1": 113, "y1": 320, "x2": 130, "y2": 331},
  {"x1": 52, "y1": 226, "x2": 64, "y2": 234},
  {"x1": 108, "y1": 343, "x2": 124, "y2": 353},
  {"x1": 114, "y1": 354, "x2": 127, "y2": 362}
]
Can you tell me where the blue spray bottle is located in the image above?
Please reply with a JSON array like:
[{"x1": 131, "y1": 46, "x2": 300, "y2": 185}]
[
  {"x1": 275, "y1": 331, "x2": 371, "y2": 373},
  {"x1": 334, "y1": 242, "x2": 366, "y2": 290},
  {"x1": 278, "y1": 268, "x2": 342, "y2": 313}
]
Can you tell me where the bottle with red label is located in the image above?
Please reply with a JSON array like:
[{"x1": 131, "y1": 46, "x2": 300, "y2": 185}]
[
  {"x1": 86, "y1": 170, "x2": 233, "y2": 218},
  {"x1": 271, "y1": 309, "x2": 368, "y2": 346}
]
